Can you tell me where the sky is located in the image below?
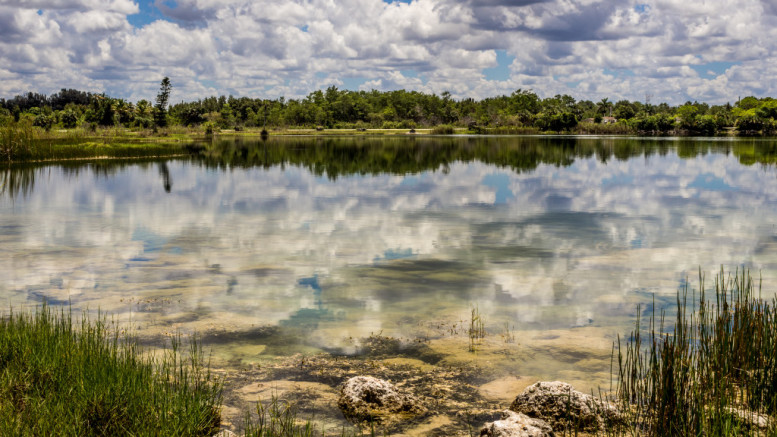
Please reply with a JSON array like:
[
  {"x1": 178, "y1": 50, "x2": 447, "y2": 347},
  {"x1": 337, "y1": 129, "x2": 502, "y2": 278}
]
[{"x1": 1, "y1": 0, "x2": 776, "y2": 104}]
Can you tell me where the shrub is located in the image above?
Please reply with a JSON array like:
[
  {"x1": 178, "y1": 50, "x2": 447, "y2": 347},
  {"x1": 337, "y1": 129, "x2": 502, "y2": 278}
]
[{"x1": 431, "y1": 125, "x2": 455, "y2": 135}]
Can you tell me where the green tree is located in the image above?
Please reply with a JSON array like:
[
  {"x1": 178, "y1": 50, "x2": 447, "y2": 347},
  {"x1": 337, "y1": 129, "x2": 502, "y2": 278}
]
[{"x1": 154, "y1": 77, "x2": 172, "y2": 127}]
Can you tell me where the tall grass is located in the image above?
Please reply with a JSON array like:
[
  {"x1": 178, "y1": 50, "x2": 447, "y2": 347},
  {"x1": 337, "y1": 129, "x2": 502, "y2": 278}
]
[
  {"x1": 469, "y1": 306, "x2": 486, "y2": 352},
  {"x1": 0, "y1": 304, "x2": 222, "y2": 436},
  {"x1": 612, "y1": 268, "x2": 777, "y2": 435},
  {"x1": 0, "y1": 120, "x2": 35, "y2": 162},
  {"x1": 430, "y1": 125, "x2": 455, "y2": 135},
  {"x1": 244, "y1": 396, "x2": 315, "y2": 437}
]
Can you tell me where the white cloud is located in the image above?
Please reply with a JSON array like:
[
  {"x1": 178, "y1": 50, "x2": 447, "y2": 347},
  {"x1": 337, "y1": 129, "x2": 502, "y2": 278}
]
[{"x1": 0, "y1": 0, "x2": 776, "y2": 104}]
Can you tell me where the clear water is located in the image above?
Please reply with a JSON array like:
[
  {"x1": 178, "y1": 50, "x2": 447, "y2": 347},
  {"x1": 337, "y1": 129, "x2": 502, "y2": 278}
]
[{"x1": 3, "y1": 135, "x2": 777, "y2": 392}]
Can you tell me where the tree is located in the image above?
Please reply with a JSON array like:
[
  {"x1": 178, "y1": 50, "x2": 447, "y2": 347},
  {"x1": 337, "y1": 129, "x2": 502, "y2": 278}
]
[
  {"x1": 154, "y1": 77, "x2": 172, "y2": 127},
  {"x1": 597, "y1": 98, "x2": 613, "y2": 116}
]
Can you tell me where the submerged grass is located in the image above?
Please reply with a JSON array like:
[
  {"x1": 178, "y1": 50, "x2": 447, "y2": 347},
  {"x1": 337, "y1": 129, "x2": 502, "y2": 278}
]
[
  {"x1": 609, "y1": 268, "x2": 777, "y2": 435},
  {"x1": 0, "y1": 304, "x2": 222, "y2": 436}
]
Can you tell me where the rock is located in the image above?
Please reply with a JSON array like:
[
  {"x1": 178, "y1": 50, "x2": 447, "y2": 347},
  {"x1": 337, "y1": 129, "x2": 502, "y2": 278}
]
[
  {"x1": 509, "y1": 381, "x2": 618, "y2": 432},
  {"x1": 723, "y1": 407, "x2": 771, "y2": 430},
  {"x1": 480, "y1": 410, "x2": 555, "y2": 437},
  {"x1": 337, "y1": 376, "x2": 424, "y2": 424},
  {"x1": 212, "y1": 429, "x2": 237, "y2": 437}
]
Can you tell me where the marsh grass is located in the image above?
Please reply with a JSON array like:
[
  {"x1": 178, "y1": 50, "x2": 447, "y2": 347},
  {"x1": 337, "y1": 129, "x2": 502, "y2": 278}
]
[
  {"x1": 243, "y1": 395, "x2": 378, "y2": 437},
  {"x1": 430, "y1": 125, "x2": 455, "y2": 135},
  {"x1": 244, "y1": 395, "x2": 315, "y2": 437},
  {"x1": 0, "y1": 304, "x2": 222, "y2": 436},
  {"x1": 0, "y1": 120, "x2": 35, "y2": 162},
  {"x1": 609, "y1": 268, "x2": 777, "y2": 435},
  {"x1": 468, "y1": 306, "x2": 486, "y2": 352}
]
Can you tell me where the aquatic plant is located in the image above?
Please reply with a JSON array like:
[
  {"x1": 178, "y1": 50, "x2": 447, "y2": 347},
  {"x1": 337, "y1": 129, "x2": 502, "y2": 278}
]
[
  {"x1": 243, "y1": 395, "x2": 372, "y2": 436},
  {"x1": 0, "y1": 304, "x2": 222, "y2": 436},
  {"x1": 468, "y1": 306, "x2": 486, "y2": 352},
  {"x1": 610, "y1": 268, "x2": 777, "y2": 435}
]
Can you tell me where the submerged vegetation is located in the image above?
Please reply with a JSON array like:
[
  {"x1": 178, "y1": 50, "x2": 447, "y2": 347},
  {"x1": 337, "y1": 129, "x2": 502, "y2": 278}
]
[
  {"x1": 611, "y1": 269, "x2": 777, "y2": 435},
  {"x1": 2, "y1": 267, "x2": 777, "y2": 435},
  {"x1": 0, "y1": 304, "x2": 222, "y2": 436}
]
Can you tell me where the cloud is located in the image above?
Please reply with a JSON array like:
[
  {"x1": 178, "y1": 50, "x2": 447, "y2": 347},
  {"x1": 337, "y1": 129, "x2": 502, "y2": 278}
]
[{"x1": 0, "y1": 0, "x2": 776, "y2": 104}]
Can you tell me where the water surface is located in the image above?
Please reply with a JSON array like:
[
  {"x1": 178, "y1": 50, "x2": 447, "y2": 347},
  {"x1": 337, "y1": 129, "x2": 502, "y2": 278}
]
[{"x1": 3, "y1": 135, "x2": 777, "y2": 391}]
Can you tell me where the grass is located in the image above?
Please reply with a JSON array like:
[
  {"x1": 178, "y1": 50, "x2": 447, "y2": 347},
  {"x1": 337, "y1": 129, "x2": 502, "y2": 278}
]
[
  {"x1": 468, "y1": 306, "x2": 486, "y2": 352},
  {"x1": 0, "y1": 120, "x2": 35, "y2": 162},
  {"x1": 430, "y1": 125, "x2": 455, "y2": 135},
  {"x1": 0, "y1": 304, "x2": 222, "y2": 436},
  {"x1": 0, "y1": 121, "x2": 191, "y2": 163},
  {"x1": 609, "y1": 268, "x2": 777, "y2": 435},
  {"x1": 244, "y1": 396, "x2": 316, "y2": 437}
]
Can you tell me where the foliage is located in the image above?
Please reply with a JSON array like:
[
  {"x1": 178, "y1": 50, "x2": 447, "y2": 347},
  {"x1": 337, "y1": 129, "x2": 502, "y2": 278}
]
[
  {"x1": 155, "y1": 77, "x2": 172, "y2": 128},
  {"x1": 0, "y1": 119, "x2": 35, "y2": 162},
  {"x1": 430, "y1": 124, "x2": 455, "y2": 134},
  {"x1": 6, "y1": 85, "x2": 777, "y2": 135},
  {"x1": 737, "y1": 114, "x2": 766, "y2": 133},
  {"x1": 611, "y1": 269, "x2": 777, "y2": 435},
  {"x1": 0, "y1": 304, "x2": 222, "y2": 436}
]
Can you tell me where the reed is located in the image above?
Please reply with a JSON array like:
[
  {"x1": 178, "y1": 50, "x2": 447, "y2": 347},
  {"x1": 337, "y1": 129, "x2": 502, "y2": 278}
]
[
  {"x1": 0, "y1": 304, "x2": 222, "y2": 436},
  {"x1": 468, "y1": 306, "x2": 486, "y2": 352},
  {"x1": 0, "y1": 120, "x2": 35, "y2": 162},
  {"x1": 430, "y1": 125, "x2": 455, "y2": 135},
  {"x1": 610, "y1": 268, "x2": 777, "y2": 435},
  {"x1": 243, "y1": 395, "x2": 371, "y2": 436}
]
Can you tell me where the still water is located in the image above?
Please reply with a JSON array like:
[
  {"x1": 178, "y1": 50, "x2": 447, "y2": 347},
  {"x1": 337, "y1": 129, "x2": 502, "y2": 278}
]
[{"x1": 3, "y1": 135, "x2": 777, "y2": 392}]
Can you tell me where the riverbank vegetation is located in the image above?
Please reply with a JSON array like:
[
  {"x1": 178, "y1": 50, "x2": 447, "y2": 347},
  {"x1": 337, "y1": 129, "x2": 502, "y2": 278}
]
[
  {"x1": 5, "y1": 136, "x2": 777, "y2": 199},
  {"x1": 610, "y1": 269, "x2": 777, "y2": 435},
  {"x1": 2, "y1": 268, "x2": 777, "y2": 435},
  {"x1": 0, "y1": 304, "x2": 222, "y2": 436},
  {"x1": 3, "y1": 84, "x2": 777, "y2": 137}
]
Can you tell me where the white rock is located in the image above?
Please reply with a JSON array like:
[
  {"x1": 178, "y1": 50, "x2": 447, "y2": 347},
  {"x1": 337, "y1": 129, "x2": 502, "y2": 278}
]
[{"x1": 480, "y1": 410, "x2": 555, "y2": 437}]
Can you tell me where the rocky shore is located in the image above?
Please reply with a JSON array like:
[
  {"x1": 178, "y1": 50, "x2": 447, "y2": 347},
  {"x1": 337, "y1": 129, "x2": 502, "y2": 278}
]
[{"x1": 211, "y1": 351, "x2": 616, "y2": 436}]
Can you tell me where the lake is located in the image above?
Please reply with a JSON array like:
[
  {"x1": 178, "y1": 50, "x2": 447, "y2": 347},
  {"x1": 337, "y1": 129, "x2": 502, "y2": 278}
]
[{"x1": 2, "y1": 135, "x2": 777, "y2": 397}]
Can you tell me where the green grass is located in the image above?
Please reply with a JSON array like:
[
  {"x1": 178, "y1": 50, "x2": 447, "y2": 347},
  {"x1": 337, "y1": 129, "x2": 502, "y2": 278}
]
[
  {"x1": 609, "y1": 268, "x2": 777, "y2": 435},
  {"x1": 0, "y1": 304, "x2": 222, "y2": 436},
  {"x1": 430, "y1": 125, "x2": 455, "y2": 135},
  {"x1": 0, "y1": 120, "x2": 35, "y2": 162}
]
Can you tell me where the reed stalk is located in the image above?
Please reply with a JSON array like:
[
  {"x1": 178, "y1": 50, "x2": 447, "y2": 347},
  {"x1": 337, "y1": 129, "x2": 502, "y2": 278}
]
[{"x1": 611, "y1": 268, "x2": 777, "y2": 435}]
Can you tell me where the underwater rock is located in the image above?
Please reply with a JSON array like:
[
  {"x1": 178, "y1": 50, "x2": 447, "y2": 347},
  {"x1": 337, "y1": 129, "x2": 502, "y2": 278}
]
[
  {"x1": 337, "y1": 376, "x2": 424, "y2": 424},
  {"x1": 722, "y1": 407, "x2": 771, "y2": 430},
  {"x1": 509, "y1": 381, "x2": 618, "y2": 432},
  {"x1": 480, "y1": 410, "x2": 555, "y2": 437}
]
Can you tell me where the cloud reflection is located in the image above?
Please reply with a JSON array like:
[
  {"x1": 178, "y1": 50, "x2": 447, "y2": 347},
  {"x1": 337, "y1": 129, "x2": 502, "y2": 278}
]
[{"x1": 1, "y1": 141, "x2": 777, "y2": 351}]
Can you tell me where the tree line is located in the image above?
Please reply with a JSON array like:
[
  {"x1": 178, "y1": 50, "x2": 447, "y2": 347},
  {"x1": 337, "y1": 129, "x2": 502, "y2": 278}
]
[{"x1": 2, "y1": 79, "x2": 777, "y2": 135}]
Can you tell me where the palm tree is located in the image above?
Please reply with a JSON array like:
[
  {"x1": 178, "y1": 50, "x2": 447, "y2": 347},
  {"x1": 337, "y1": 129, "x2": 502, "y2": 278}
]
[{"x1": 597, "y1": 98, "x2": 613, "y2": 116}]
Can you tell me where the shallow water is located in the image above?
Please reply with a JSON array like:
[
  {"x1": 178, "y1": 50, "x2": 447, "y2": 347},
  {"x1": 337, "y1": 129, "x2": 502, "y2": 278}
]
[{"x1": 3, "y1": 135, "x2": 777, "y2": 394}]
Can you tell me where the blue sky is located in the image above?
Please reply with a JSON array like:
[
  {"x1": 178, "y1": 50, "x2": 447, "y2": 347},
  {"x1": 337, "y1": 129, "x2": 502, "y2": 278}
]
[{"x1": 1, "y1": 0, "x2": 775, "y2": 104}]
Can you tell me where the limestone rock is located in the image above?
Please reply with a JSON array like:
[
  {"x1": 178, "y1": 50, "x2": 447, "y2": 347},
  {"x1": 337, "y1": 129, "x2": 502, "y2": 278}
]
[
  {"x1": 337, "y1": 376, "x2": 424, "y2": 424},
  {"x1": 509, "y1": 381, "x2": 618, "y2": 432},
  {"x1": 723, "y1": 407, "x2": 771, "y2": 430},
  {"x1": 480, "y1": 410, "x2": 555, "y2": 437}
]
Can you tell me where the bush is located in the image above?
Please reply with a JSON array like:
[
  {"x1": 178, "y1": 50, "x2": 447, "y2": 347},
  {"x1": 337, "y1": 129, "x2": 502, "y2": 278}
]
[
  {"x1": 59, "y1": 110, "x2": 78, "y2": 129},
  {"x1": 431, "y1": 125, "x2": 455, "y2": 135}
]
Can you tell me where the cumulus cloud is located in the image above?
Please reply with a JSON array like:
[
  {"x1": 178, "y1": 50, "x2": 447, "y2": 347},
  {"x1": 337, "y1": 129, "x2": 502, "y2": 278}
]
[{"x1": 0, "y1": 0, "x2": 776, "y2": 104}]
